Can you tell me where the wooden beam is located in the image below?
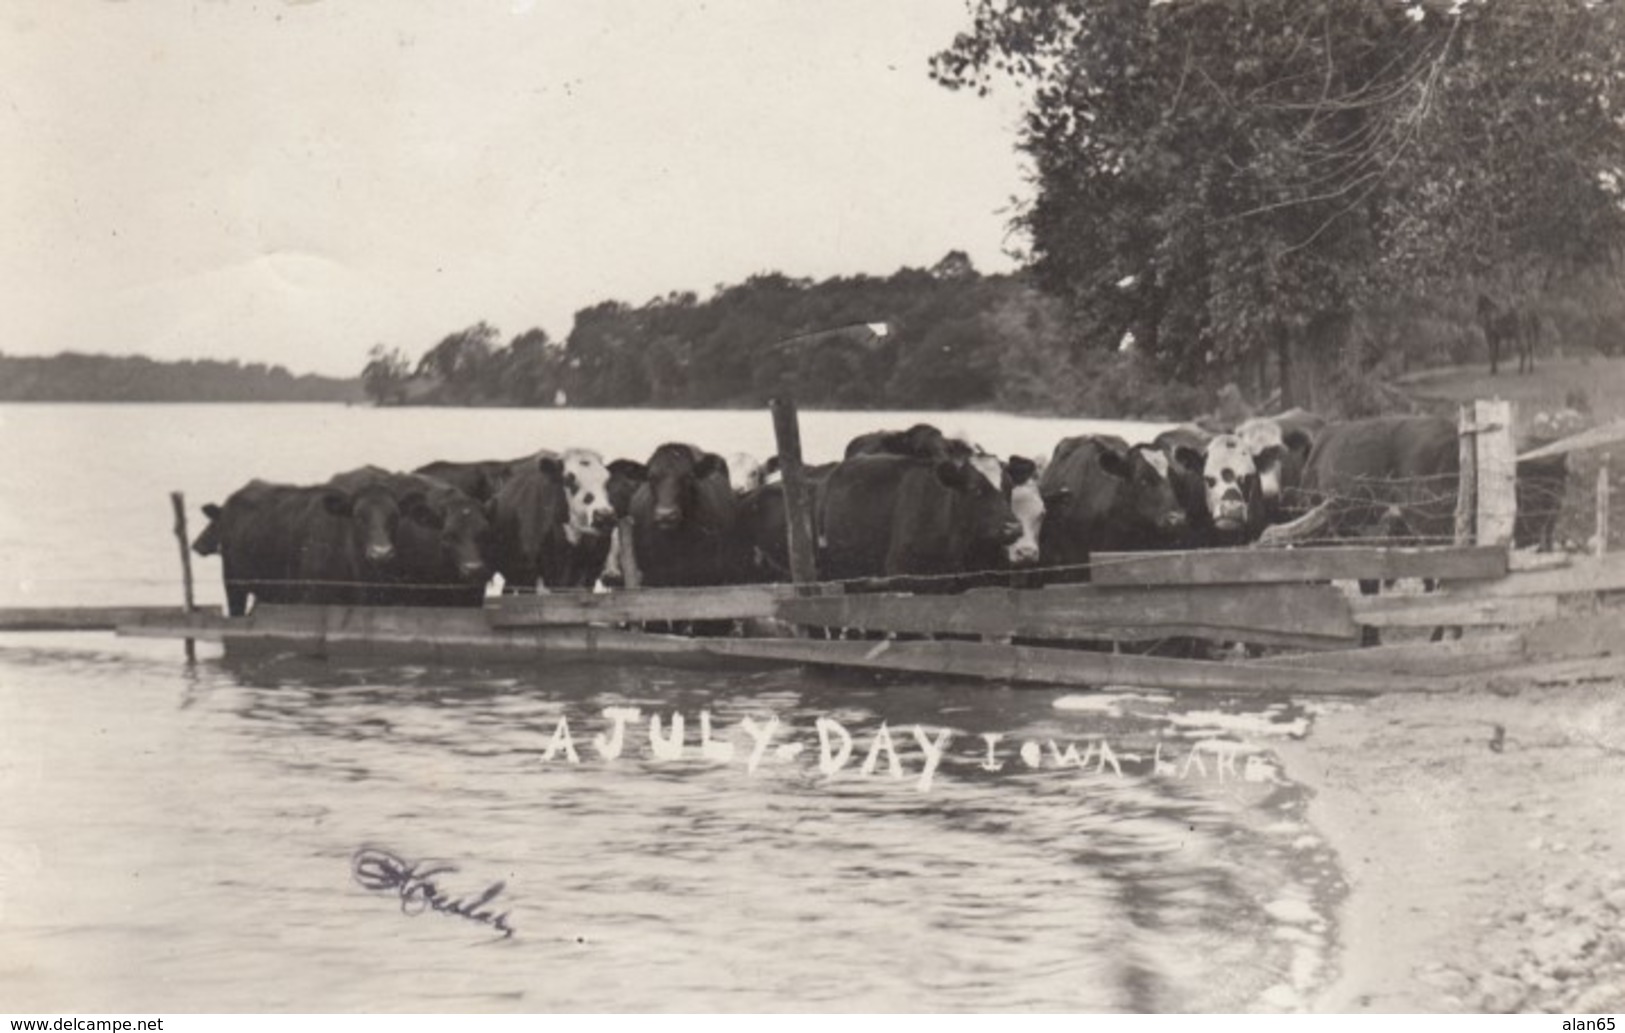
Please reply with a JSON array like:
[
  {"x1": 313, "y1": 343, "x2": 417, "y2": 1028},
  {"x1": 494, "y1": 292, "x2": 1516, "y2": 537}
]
[
  {"x1": 1348, "y1": 592, "x2": 1558, "y2": 628},
  {"x1": 1522, "y1": 610, "x2": 1625, "y2": 660},
  {"x1": 769, "y1": 396, "x2": 820, "y2": 586},
  {"x1": 117, "y1": 604, "x2": 721, "y2": 660},
  {"x1": 777, "y1": 582, "x2": 1359, "y2": 649},
  {"x1": 1088, "y1": 545, "x2": 1507, "y2": 587},
  {"x1": 1516, "y1": 417, "x2": 1625, "y2": 462},
  {"x1": 1434, "y1": 550, "x2": 1625, "y2": 599},
  {"x1": 1250, "y1": 633, "x2": 1527, "y2": 676},
  {"x1": 488, "y1": 583, "x2": 828, "y2": 627},
  {"x1": 705, "y1": 637, "x2": 1437, "y2": 695},
  {"x1": 170, "y1": 490, "x2": 197, "y2": 663},
  {"x1": 0, "y1": 605, "x2": 189, "y2": 632},
  {"x1": 1455, "y1": 403, "x2": 1477, "y2": 546}
]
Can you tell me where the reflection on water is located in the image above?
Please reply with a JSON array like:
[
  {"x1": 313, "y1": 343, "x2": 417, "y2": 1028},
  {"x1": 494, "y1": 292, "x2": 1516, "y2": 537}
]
[{"x1": 0, "y1": 634, "x2": 1344, "y2": 1012}]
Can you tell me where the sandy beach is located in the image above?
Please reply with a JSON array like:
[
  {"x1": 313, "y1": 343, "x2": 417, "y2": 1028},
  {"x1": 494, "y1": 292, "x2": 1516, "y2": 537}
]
[{"x1": 1280, "y1": 678, "x2": 1625, "y2": 1013}]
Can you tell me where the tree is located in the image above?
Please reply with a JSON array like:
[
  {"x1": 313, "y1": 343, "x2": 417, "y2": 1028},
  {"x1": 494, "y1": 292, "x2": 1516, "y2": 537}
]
[
  {"x1": 415, "y1": 322, "x2": 501, "y2": 403},
  {"x1": 933, "y1": 0, "x2": 1625, "y2": 409},
  {"x1": 361, "y1": 344, "x2": 412, "y2": 405}
]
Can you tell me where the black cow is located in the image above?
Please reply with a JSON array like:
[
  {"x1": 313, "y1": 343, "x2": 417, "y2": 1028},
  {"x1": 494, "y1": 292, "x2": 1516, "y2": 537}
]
[
  {"x1": 736, "y1": 461, "x2": 839, "y2": 582},
  {"x1": 339, "y1": 470, "x2": 492, "y2": 607},
  {"x1": 844, "y1": 423, "x2": 968, "y2": 462},
  {"x1": 411, "y1": 459, "x2": 523, "y2": 503},
  {"x1": 1299, "y1": 416, "x2": 1460, "y2": 544},
  {"x1": 628, "y1": 444, "x2": 745, "y2": 587},
  {"x1": 817, "y1": 452, "x2": 1022, "y2": 591},
  {"x1": 1153, "y1": 425, "x2": 1214, "y2": 547},
  {"x1": 487, "y1": 455, "x2": 579, "y2": 592},
  {"x1": 1037, "y1": 436, "x2": 1188, "y2": 580},
  {"x1": 195, "y1": 478, "x2": 397, "y2": 615}
]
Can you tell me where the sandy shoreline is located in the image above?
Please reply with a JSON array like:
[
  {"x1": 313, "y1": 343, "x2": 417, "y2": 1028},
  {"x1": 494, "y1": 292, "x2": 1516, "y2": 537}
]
[{"x1": 1278, "y1": 680, "x2": 1625, "y2": 1012}]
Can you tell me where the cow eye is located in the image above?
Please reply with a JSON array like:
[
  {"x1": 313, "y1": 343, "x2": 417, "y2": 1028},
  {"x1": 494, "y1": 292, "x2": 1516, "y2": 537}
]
[
  {"x1": 1205, "y1": 476, "x2": 1217, "y2": 488},
  {"x1": 583, "y1": 493, "x2": 595, "y2": 505}
]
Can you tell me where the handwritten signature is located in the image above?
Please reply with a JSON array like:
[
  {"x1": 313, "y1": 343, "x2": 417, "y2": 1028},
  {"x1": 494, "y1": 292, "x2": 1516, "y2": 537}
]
[{"x1": 352, "y1": 847, "x2": 516, "y2": 939}]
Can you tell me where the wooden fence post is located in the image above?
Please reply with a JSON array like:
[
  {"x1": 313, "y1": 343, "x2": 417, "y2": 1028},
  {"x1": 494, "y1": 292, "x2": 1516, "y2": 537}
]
[
  {"x1": 617, "y1": 517, "x2": 642, "y2": 590},
  {"x1": 1596, "y1": 457, "x2": 1610, "y2": 557},
  {"x1": 769, "y1": 396, "x2": 820, "y2": 588},
  {"x1": 169, "y1": 491, "x2": 197, "y2": 663},
  {"x1": 1455, "y1": 403, "x2": 1478, "y2": 546},
  {"x1": 1473, "y1": 399, "x2": 1516, "y2": 548}
]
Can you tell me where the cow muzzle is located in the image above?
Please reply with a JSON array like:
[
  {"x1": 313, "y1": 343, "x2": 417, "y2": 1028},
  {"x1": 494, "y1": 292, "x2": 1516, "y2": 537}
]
[
  {"x1": 998, "y1": 521, "x2": 1024, "y2": 546},
  {"x1": 458, "y1": 560, "x2": 489, "y2": 581},
  {"x1": 653, "y1": 505, "x2": 681, "y2": 529},
  {"x1": 1161, "y1": 510, "x2": 1188, "y2": 531},
  {"x1": 1213, "y1": 498, "x2": 1248, "y2": 531},
  {"x1": 365, "y1": 544, "x2": 395, "y2": 564},
  {"x1": 1007, "y1": 540, "x2": 1040, "y2": 566}
]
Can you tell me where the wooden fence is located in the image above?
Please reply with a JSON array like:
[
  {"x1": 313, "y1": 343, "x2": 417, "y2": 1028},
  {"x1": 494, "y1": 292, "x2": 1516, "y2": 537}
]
[{"x1": 11, "y1": 397, "x2": 1625, "y2": 696}]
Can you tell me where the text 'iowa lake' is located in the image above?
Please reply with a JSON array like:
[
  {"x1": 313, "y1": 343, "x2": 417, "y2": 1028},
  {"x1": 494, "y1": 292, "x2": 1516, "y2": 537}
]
[{"x1": 531, "y1": 707, "x2": 1282, "y2": 793}]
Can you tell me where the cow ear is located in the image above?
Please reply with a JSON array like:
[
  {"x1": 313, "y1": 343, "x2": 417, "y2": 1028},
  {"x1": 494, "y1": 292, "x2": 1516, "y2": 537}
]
[
  {"x1": 1283, "y1": 428, "x2": 1313, "y2": 457},
  {"x1": 1096, "y1": 447, "x2": 1131, "y2": 480},
  {"x1": 694, "y1": 453, "x2": 729, "y2": 480},
  {"x1": 1254, "y1": 444, "x2": 1283, "y2": 468},
  {"x1": 537, "y1": 456, "x2": 565, "y2": 480},
  {"x1": 934, "y1": 458, "x2": 971, "y2": 490},
  {"x1": 608, "y1": 459, "x2": 648, "y2": 482},
  {"x1": 1174, "y1": 446, "x2": 1205, "y2": 473},
  {"x1": 1006, "y1": 455, "x2": 1037, "y2": 485},
  {"x1": 202, "y1": 503, "x2": 222, "y2": 520},
  {"x1": 322, "y1": 490, "x2": 353, "y2": 516},
  {"x1": 761, "y1": 455, "x2": 781, "y2": 478}
]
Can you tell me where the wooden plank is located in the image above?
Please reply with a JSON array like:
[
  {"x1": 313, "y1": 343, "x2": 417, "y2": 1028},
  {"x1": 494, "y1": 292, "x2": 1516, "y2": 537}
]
[
  {"x1": 0, "y1": 605, "x2": 188, "y2": 632},
  {"x1": 1522, "y1": 610, "x2": 1625, "y2": 659},
  {"x1": 1453, "y1": 654, "x2": 1625, "y2": 690},
  {"x1": 1440, "y1": 550, "x2": 1625, "y2": 598},
  {"x1": 1088, "y1": 545, "x2": 1508, "y2": 587},
  {"x1": 778, "y1": 582, "x2": 1359, "y2": 649},
  {"x1": 117, "y1": 604, "x2": 721, "y2": 660},
  {"x1": 1348, "y1": 592, "x2": 1558, "y2": 628},
  {"x1": 1516, "y1": 418, "x2": 1625, "y2": 462},
  {"x1": 488, "y1": 584, "x2": 825, "y2": 627},
  {"x1": 705, "y1": 637, "x2": 1437, "y2": 695},
  {"x1": 1250, "y1": 633, "x2": 1527, "y2": 676},
  {"x1": 1508, "y1": 550, "x2": 1573, "y2": 572}
]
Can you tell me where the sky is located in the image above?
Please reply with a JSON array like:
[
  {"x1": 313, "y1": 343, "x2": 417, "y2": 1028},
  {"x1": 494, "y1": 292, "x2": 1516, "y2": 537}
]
[{"x1": 0, "y1": 1, "x2": 1031, "y2": 378}]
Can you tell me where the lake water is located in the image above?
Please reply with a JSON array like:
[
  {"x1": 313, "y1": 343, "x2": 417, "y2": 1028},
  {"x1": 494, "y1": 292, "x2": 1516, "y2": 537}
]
[{"x1": 0, "y1": 403, "x2": 1345, "y2": 1012}]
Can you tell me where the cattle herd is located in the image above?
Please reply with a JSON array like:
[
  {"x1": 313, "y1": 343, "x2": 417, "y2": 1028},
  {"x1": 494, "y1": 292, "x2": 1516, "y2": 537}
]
[{"x1": 193, "y1": 410, "x2": 1568, "y2": 617}]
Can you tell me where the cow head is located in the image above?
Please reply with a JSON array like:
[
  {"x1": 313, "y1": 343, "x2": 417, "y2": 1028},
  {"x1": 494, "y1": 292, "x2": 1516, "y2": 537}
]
[
  {"x1": 403, "y1": 486, "x2": 491, "y2": 583},
  {"x1": 1202, "y1": 434, "x2": 1260, "y2": 533},
  {"x1": 604, "y1": 459, "x2": 649, "y2": 518},
  {"x1": 337, "y1": 484, "x2": 402, "y2": 566},
  {"x1": 1099, "y1": 443, "x2": 1187, "y2": 538},
  {"x1": 647, "y1": 443, "x2": 728, "y2": 531},
  {"x1": 193, "y1": 503, "x2": 224, "y2": 556},
  {"x1": 936, "y1": 452, "x2": 1023, "y2": 549},
  {"x1": 557, "y1": 449, "x2": 617, "y2": 536},
  {"x1": 1005, "y1": 454, "x2": 1045, "y2": 566},
  {"x1": 725, "y1": 452, "x2": 767, "y2": 494},
  {"x1": 1237, "y1": 418, "x2": 1287, "y2": 503}
]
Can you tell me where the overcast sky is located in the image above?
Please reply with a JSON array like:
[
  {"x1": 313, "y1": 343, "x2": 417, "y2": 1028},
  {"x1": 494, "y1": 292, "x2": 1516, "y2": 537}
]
[{"x1": 1, "y1": 1, "x2": 1029, "y2": 378}]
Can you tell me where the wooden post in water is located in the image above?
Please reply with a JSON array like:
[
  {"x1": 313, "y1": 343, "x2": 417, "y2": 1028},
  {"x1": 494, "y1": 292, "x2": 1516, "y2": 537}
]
[
  {"x1": 1473, "y1": 399, "x2": 1517, "y2": 547},
  {"x1": 169, "y1": 491, "x2": 197, "y2": 663},
  {"x1": 1596, "y1": 457, "x2": 1610, "y2": 557},
  {"x1": 1455, "y1": 403, "x2": 1478, "y2": 546},
  {"x1": 617, "y1": 517, "x2": 642, "y2": 590},
  {"x1": 769, "y1": 396, "x2": 819, "y2": 588}
]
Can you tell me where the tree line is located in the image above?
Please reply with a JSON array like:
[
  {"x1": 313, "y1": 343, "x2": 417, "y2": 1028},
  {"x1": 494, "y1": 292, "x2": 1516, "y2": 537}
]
[
  {"x1": 369, "y1": 1, "x2": 1625, "y2": 419},
  {"x1": 0, "y1": 352, "x2": 361, "y2": 403}
]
